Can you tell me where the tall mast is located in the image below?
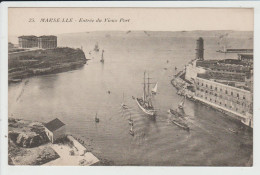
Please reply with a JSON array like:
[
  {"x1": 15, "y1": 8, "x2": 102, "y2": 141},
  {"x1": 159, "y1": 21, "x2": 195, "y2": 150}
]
[
  {"x1": 143, "y1": 71, "x2": 146, "y2": 102},
  {"x1": 147, "y1": 72, "x2": 150, "y2": 97}
]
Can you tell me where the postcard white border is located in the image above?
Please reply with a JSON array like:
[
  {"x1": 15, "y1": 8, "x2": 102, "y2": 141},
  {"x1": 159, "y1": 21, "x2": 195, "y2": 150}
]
[{"x1": 1, "y1": 1, "x2": 260, "y2": 175}]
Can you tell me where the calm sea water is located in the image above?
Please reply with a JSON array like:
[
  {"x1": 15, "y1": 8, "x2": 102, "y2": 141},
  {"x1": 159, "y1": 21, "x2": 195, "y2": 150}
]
[{"x1": 8, "y1": 32, "x2": 253, "y2": 166}]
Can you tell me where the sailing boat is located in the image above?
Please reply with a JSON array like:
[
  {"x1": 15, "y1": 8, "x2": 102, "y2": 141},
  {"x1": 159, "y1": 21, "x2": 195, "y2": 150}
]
[
  {"x1": 100, "y1": 50, "x2": 104, "y2": 63},
  {"x1": 121, "y1": 93, "x2": 128, "y2": 109},
  {"x1": 178, "y1": 96, "x2": 186, "y2": 109},
  {"x1": 128, "y1": 113, "x2": 133, "y2": 125},
  {"x1": 94, "y1": 43, "x2": 99, "y2": 52},
  {"x1": 136, "y1": 71, "x2": 156, "y2": 116},
  {"x1": 95, "y1": 113, "x2": 100, "y2": 123},
  {"x1": 129, "y1": 125, "x2": 134, "y2": 136},
  {"x1": 151, "y1": 82, "x2": 158, "y2": 95}
]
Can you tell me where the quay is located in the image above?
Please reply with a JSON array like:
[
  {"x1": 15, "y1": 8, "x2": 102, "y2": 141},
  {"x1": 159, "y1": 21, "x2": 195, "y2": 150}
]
[{"x1": 44, "y1": 135, "x2": 99, "y2": 166}]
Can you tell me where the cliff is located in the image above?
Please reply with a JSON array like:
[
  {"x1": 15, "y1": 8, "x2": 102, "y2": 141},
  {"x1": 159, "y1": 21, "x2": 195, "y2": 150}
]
[{"x1": 8, "y1": 47, "x2": 87, "y2": 83}]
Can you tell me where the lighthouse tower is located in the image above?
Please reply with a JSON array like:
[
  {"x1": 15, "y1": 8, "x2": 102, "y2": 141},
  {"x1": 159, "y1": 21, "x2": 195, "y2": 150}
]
[{"x1": 196, "y1": 37, "x2": 204, "y2": 60}]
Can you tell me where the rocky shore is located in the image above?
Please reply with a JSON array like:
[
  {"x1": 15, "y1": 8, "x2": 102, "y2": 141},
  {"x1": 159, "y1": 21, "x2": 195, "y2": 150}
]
[
  {"x1": 8, "y1": 47, "x2": 87, "y2": 83},
  {"x1": 8, "y1": 118, "x2": 59, "y2": 165}
]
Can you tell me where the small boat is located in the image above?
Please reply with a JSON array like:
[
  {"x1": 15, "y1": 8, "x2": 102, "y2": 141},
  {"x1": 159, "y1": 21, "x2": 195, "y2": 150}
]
[
  {"x1": 107, "y1": 90, "x2": 111, "y2": 94},
  {"x1": 94, "y1": 43, "x2": 99, "y2": 52},
  {"x1": 128, "y1": 113, "x2": 133, "y2": 125},
  {"x1": 100, "y1": 50, "x2": 104, "y2": 63},
  {"x1": 228, "y1": 128, "x2": 238, "y2": 134},
  {"x1": 129, "y1": 125, "x2": 134, "y2": 136},
  {"x1": 151, "y1": 82, "x2": 158, "y2": 95},
  {"x1": 136, "y1": 71, "x2": 157, "y2": 116},
  {"x1": 121, "y1": 93, "x2": 128, "y2": 109},
  {"x1": 171, "y1": 119, "x2": 190, "y2": 131},
  {"x1": 178, "y1": 96, "x2": 186, "y2": 109},
  {"x1": 95, "y1": 113, "x2": 99, "y2": 123}
]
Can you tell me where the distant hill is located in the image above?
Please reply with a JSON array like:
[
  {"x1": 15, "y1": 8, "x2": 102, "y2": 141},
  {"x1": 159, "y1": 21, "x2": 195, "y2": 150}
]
[{"x1": 58, "y1": 30, "x2": 253, "y2": 39}]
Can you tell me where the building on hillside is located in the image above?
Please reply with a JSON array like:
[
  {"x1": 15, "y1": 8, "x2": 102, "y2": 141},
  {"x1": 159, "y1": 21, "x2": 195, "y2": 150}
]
[
  {"x1": 38, "y1": 35, "x2": 57, "y2": 49},
  {"x1": 18, "y1": 35, "x2": 57, "y2": 49},
  {"x1": 18, "y1": 35, "x2": 38, "y2": 48},
  {"x1": 44, "y1": 118, "x2": 66, "y2": 143}
]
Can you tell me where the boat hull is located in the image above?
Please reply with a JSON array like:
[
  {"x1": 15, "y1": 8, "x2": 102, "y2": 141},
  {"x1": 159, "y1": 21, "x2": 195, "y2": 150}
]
[{"x1": 136, "y1": 98, "x2": 156, "y2": 116}]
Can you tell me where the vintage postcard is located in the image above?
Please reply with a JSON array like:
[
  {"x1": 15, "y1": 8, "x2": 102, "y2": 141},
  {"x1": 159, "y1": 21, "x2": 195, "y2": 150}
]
[{"x1": 1, "y1": 2, "x2": 259, "y2": 173}]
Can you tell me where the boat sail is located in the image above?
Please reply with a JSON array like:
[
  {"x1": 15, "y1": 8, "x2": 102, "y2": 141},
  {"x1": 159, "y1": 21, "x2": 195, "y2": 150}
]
[
  {"x1": 94, "y1": 43, "x2": 99, "y2": 52},
  {"x1": 178, "y1": 96, "x2": 185, "y2": 109},
  {"x1": 151, "y1": 82, "x2": 158, "y2": 95},
  {"x1": 128, "y1": 112, "x2": 133, "y2": 125},
  {"x1": 129, "y1": 125, "x2": 134, "y2": 136},
  {"x1": 136, "y1": 71, "x2": 156, "y2": 116},
  {"x1": 100, "y1": 50, "x2": 104, "y2": 63}
]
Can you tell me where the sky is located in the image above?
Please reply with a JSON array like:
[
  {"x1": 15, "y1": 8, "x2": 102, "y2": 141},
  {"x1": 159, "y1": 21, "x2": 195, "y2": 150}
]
[{"x1": 8, "y1": 8, "x2": 253, "y2": 37}]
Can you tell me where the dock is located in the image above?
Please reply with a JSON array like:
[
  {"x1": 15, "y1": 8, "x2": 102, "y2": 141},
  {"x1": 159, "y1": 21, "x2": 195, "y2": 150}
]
[{"x1": 44, "y1": 135, "x2": 99, "y2": 166}]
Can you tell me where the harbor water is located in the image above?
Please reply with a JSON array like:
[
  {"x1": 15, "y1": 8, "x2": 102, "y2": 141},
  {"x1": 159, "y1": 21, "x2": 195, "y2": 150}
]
[{"x1": 8, "y1": 31, "x2": 253, "y2": 166}]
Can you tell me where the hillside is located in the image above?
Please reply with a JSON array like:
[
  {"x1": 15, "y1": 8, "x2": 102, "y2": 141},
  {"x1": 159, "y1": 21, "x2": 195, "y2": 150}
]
[{"x1": 8, "y1": 47, "x2": 87, "y2": 83}]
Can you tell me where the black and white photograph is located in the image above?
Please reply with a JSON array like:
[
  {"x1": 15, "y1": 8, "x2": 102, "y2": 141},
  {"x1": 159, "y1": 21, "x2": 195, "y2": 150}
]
[{"x1": 5, "y1": 7, "x2": 254, "y2": 167}]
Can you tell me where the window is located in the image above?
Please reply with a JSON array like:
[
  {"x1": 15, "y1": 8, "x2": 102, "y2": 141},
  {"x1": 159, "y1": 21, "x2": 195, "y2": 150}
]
[
  {"x1": 197, "y1": 82, "x2": 199, "y2": 85},
  {"x1": 237, "y1": 94, "x2": 239, "y2": 98},
  {"x1": 225, "y1": 104, "x2": 227, "y2": 107},
  {"x1": 231, "y1": 92, "x2": 233, "y2": 96},
  {"x1": 220, "y1": 88, "x2": 222, "y2": 92},
  {"x1": 215, "y1": 87, "x2": 217, "y2": 91},
  {"x1": 225, "y1": 90, "x2": 228, "y2": 94},
  {"x1": 243, "y1": 96, "x2": 246, "y2": 100},
  {"x1": 206, "y1": 84, "x2": 208, "y2": 88},
  {"x1": 206, "y1": 90, "x2": 208, "y2": 93},
  {"x1": 202, "y1": 83, "x2": 204, "y2": 86},
  {"x1": 210, "y1": 85, "x2": 212, "y2": 89},
  {"x1": 215, "y1": 93, "x2": 217, "y2": 97}
]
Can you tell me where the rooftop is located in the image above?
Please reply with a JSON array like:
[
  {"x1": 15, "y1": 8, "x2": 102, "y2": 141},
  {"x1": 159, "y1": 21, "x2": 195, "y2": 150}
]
[
  {"x1": 18, "y1": 35, "x2": 37, "y2": 39},
  {"x1": 44, "y1": 118, "x2": 65, "y2": 132}
]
